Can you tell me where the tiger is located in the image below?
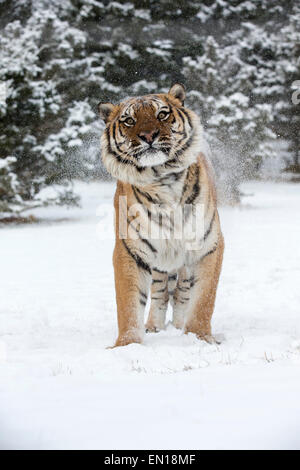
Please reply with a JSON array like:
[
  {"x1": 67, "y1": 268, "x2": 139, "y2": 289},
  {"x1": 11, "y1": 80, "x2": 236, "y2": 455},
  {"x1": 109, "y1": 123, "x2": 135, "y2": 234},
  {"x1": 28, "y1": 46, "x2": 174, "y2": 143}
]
[{"x1": 99, "y1": 83, "x2": 224, "y2": 347}]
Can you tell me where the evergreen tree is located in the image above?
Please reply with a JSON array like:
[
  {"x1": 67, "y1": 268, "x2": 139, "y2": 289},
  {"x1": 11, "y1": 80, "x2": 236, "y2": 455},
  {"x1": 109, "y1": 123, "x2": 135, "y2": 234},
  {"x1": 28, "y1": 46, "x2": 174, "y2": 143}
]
[
  {"x1": 183, "y1": 31, "x2": 276, "y2": 201},
  {"x1": 0, "y1": 0, "x2": 299, "y2": 214},
  {"x1": 0, "y1": 156, "x2": 19, "y2": 213},
  {"x1": 0, "y1": 1, "x2": 100, "y2": 213},
  {"x1": 275, "y1": 4, "x2": 300, "y2": 172}
]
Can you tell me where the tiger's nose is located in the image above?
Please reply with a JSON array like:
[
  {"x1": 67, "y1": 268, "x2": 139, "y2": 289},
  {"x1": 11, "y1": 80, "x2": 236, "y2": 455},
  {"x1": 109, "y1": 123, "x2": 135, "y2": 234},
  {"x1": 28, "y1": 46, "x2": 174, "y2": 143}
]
[{"x1": 138, "y1": 130, "x2": 159, "y2": 145}]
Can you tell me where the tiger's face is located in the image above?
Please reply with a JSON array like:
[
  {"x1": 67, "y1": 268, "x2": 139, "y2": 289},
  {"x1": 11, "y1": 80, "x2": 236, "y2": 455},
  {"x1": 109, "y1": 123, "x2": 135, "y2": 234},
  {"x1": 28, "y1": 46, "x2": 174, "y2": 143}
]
[
  {"x1": 99, "y1": 84, "x2": 200, "y2": 173},
  {"x1": 106, "y1": 96, "x2": 175, "y2": 168}
]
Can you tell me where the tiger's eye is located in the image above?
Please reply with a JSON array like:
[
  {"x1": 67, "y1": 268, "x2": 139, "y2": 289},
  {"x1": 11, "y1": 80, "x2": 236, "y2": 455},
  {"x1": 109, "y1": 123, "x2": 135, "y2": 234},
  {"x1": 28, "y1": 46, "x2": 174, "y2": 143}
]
[
  {"x1": 124, "y1": 117, "x2": 134, "y2": 126},
  {"x1": 157, "y1": 111, "x2": 169, "y2": 120}
]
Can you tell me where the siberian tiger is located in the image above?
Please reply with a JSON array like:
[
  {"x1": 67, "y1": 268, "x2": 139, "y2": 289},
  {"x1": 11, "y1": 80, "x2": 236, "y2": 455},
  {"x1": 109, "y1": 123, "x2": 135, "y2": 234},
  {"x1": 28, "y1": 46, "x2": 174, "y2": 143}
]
[{"x1": 99, "y1": 83, "x2": 224, "y2": 347}]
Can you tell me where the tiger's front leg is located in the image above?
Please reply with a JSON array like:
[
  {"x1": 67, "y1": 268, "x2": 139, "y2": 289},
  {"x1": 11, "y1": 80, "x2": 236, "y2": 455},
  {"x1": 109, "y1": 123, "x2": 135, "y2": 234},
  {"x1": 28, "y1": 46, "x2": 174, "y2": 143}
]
[
  {"x1": 184, "y1": 235, "x2": 224, "y2": 343},
  {"x1": 145, "y1": 270, "x2": 172, "y2": 332},
  {"x1": 113, "y1": 239, "x2": 151, "y2": 347},
  {"x1": 171, "y1": 266, "x2": 190, "y2": 329}
]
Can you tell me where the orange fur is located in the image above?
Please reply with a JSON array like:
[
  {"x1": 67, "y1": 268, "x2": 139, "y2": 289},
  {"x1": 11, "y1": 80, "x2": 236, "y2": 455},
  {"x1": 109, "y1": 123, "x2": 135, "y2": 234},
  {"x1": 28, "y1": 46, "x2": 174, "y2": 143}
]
[{"x1": 99, "y1": 85, "x2": 224, "y2": 347}]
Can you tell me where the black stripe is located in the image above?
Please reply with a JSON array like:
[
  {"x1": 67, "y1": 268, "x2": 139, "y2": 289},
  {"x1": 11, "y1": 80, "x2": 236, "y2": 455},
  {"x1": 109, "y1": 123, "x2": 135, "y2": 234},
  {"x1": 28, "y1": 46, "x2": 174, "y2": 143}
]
[
  {"x1": 179, "y1": 108, "x2": 193, "y2": 129},
  {"x1": 168, "y1": 274, "x2": 177, "y2": 281},
  {"x1": 140, "y1": 299, "x2": 146, "y2": 306},
  {"x1": 152, "y1": 279, "x2": 163, "y2": 283},
  {"x1": 153, "y1": 267, "x2": 167, "y2": 274},
  {"x1": 132, "y1": 185, "x2": 143, "y2": 204},
  {"x1": 180, "y1": 173, "x2": 190, "y2": 203},
  {"x1": 135, "y1": 187, "x2": 159, "y2": 204},
  {"x1": 177, "y1": 286, "x2": 189, "y2": 292},
  {"x1": 201, "y1": 243, "x2": 218, "y2": 261},
  {"x1": 140, "y1": 237, "x2": 157, "y2": 253},
  {"x1": 156, "y1": 288, "x2": 166, "y2": 293},
  {"x1": 119, "y1": 125, "x2": 126, "y2": 138},
  {"x1": 185, "y1": 166, "x2": 200, "y2": 205},
  {"x1": 204, "y1": 211, "x2": 216, "y2": 240},
  {"x1": 164, "y1": 157, "x2": 178, "y2": 167},
  {"x1": 182, "y1": 276, "x2": 195, "y2": 288},
  {"x1": 175, "y1": 108, "x2": 187, "y2": 129},
  {"x1": 112, "y1": 123, "x2": 126, "y2": 150},
  {"x1": 127, "y1": 217, "x2": 139, "y2": 235},
  {"x1": 132, "y1": 186, "x2": 153, "y2": 220},
  {"x1": 105, "y1": 128, "x2": 145, "y2": 173},
  {"x1": 174, "y1": 109, "x2": 189, "y2": 146},
  {"x1": 161, "y1": 147, "x2": 172, "y2": 155},
  {"x1": 112, "y1": 121, "x2": 117, "y2": 142},
  {"x1": 122, "y1": 240, "x2": 151, "y2": 274},
  {"x1": 174, "y1": 134, "x2": 194, "y2": 158},
  {"x1": 160, "y1": 170, "x2": 185, "y2": 182},
  {"x1": 171, "y1": 130, "x2": 186, "y2": 136},
  {"x1": 139, "y1": 289, "x2": 147, "y2": 299}
]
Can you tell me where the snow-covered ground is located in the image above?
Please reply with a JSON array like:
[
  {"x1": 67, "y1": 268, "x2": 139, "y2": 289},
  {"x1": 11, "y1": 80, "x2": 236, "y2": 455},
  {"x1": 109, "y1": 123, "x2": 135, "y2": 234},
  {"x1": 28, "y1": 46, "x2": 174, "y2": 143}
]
[{"x1": 0, "y1": 180, "x2": 300, "y2": 450}]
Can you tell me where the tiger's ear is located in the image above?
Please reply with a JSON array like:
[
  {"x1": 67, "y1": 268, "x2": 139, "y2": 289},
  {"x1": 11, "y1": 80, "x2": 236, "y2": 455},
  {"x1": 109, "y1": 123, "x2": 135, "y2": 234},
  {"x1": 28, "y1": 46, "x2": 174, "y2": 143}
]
[
  {"x1": 168, "y1": 83, "x2": 186, "y2": 105},
  {"x1": 98, "y1": 102, "x2": 116, "y2": 122}
]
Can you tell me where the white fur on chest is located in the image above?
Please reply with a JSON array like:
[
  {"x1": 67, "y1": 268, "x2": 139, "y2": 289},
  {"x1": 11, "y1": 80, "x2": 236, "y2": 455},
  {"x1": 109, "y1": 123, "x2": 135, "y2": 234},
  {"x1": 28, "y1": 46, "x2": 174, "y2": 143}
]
[
  {"x1": 149, "y1": 233, "x2": 215, "y2": 272},
  {"x1": 135, "y1": 198, "x2": 218, "y2": 272}
]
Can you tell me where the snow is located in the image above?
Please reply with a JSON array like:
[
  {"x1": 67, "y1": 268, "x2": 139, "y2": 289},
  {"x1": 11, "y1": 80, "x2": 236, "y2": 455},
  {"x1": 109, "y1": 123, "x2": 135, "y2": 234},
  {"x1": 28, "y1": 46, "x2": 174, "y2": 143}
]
[
  {"x1": 0, "y1": 156, "x2": 16, "y2": 170},
  {"x1": 0, "y1": 180, "x2": 300, "y2": 450}
]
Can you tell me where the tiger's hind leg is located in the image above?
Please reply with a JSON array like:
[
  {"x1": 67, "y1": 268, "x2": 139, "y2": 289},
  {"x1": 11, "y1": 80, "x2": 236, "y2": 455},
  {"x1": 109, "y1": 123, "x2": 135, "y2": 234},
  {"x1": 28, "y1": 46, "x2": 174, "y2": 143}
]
[
  {"x1": 184, "y1": 236, "x2": 224, "y2": 343},
  {"x1": 145, "y1": 270, "x2": 169, "y2": 332},
  {"x1": 170, "y1": 267, "x2": 190, "y2": 329}
]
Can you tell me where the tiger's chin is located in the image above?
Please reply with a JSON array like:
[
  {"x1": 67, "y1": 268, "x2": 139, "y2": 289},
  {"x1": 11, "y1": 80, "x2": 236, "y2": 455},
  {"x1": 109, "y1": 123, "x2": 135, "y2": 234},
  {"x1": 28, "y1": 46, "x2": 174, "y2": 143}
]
[{"x1": 138, "y1": 149, "x2": 168, "y2": 167}]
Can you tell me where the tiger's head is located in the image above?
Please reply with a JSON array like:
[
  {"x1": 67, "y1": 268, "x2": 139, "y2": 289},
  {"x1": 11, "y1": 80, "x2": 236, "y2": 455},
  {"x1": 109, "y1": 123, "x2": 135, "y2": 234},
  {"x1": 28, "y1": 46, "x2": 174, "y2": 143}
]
[{"x1": 99, "y1": 84, "x2": 203, "y2": 184}]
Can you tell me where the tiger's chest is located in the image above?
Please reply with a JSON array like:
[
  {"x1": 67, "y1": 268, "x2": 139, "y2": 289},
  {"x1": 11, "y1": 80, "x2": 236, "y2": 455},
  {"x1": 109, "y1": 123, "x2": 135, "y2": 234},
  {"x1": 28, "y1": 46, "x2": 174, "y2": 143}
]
[
  {"x1": 150, "y1": 237, "x2": 195, "y2": 272},
  {"x1": 134, "y1": 198, "x2": 214, "y2": 272},
  {"x1": 125, "y1": 163, "x2": 218, "y2": 272}
]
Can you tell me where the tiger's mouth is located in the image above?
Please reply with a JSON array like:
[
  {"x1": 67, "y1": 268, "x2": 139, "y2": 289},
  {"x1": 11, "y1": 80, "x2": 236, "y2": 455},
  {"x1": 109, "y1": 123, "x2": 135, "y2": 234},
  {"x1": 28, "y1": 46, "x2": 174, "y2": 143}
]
[
  {"x1": 138, "y1": 148, "x2": 169, "y2": 167},
  {"x1": 137, "y1": 144, "x2": 170, "y2": 154},
  {"x1": 135, "y1": 142, "x2": 171, "y2": 157}
]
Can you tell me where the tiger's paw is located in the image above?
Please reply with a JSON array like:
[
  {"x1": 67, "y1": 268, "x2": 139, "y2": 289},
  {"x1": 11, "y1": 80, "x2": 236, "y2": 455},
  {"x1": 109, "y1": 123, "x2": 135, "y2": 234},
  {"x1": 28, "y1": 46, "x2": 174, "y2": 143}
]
[
  {"x1": 185, "y1": 323, "x2": 223, "y2": 345},
  {"x1": 145, "y1": 324, "x2": 161, "y2": 333},
  {"x1": 111, "y1": 332, "x2": 143, "y2": 348},
  {"x1": 198, "y1": 334, "x2": 223, "y2": 345}
]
